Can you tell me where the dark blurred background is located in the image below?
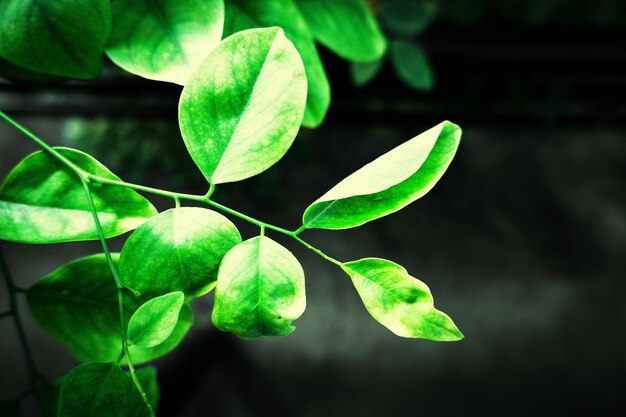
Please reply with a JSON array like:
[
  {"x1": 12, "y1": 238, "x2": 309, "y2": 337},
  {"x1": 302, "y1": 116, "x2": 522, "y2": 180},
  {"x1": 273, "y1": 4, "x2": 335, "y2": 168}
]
[{"x1": 2, "y1": 1, "x2": 626, "y2": 416}]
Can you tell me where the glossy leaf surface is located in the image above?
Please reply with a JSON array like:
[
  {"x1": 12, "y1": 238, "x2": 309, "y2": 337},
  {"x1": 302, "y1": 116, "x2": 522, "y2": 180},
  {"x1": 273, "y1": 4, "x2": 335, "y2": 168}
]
[
  {"x1": 128, "y1": 292, "x2": 185, "y2": 347},
  {"x1": 212, "y1": 236, "x2": 306, "y2": 338},
  {"x1": 0, "y1": 0, "x2": 111, "y2": 79},
  {"x1": 303, "y1": 121, "x2": 461, "y2": 229},
  {"x1": 27, "y1": 254, "x2": 193, "y2": 363},
  {"x1": 224, "y1": 0, "x2": 330, "y2": 128},
  {"x1": 0, "y1": 148, "x2": 157, "y2": 244},
  {"x1": 107, "y1": 0, "x2": 224, "y2": 85},
  {"x1": 391, "y1": 41, "x2": 434, "y2": 91},
  {"x1": 379, "y1": 0, "x2": 438, "y2": 37},
  {"x1": 342, "y1": 258, "x2": 463, "y2": 341},
  {"x1": 120, "y1": 207, "x2": 241, "y2": 299},
  {"x1": 296, "y1": 0, "x2": 386, "y2": 62},
  {"x1": 179, "y1": 27, "x2": 306, "y2": 184}
]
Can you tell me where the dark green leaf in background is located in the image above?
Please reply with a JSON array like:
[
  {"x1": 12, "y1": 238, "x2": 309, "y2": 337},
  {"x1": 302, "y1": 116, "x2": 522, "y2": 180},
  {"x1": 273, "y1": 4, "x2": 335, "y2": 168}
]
[
  {"x1": 128, "y1": 292, "x2": 185, "y2": 347},
  {"x1": 37, "y1": 379, "x2": 62, "y2": 417},
  {"x1": 390, "y1": 41, "x2": 435, "y2": 91},
  {"x1": 350, "y1": 58, "x2": 384, "y2": 87},
  {"x1": 379, "y1": 0, "x2": 438, "y2": 37},
  {"x1": 135, "y1": 366, "x2": 160, "y2": 411},
  {"x1": 106, "y1": 0, "x2": 224, "y2": 85},
  {"x1": 0, "y1": 0, "x2": 111, "y2": 79},
  {"x1": 303, "y1": 121, "x2": 461, "y2": 229},
  {"x1": 0, "y1": 148, "x2": 157, "y2": 244},
  {"x1": 212, "y1": 236, "x2": 306, "y2": 338}
]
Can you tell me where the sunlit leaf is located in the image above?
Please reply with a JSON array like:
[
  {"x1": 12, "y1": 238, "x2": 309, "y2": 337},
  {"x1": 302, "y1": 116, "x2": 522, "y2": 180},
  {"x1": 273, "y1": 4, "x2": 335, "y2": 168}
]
[
  {"x1": 390, "y1": 41, "x2": 435, "y2": 91},
  {"x1": 350, "y1": 58, "x2": 384, "y2": 87},
  {"x1": 379, "y1": 0, "x2": 438, "y2": 37},
  {"x1": 303, "y1": 121, "x2": 461, "y2": 229},
  {"x1": 342, "y1": 258, "x2": 463, "y2": 341},
  {"x1": 120, "y1": 208, "x2": 241, "y2": 299},
  {"x1": 128, "y1": 292, "x2": 185, "y2": 347},
  {"x1": 106, "y1": 0, "x2": 224, "y2": 85},
  {"x1": 212, "y1": 236, "x2": 306, "y2": 338},
  {"x1": 179, "y1": 27, "x2": 307, "y2": 184},
  {"x1": 0, "y1": 148, "x2": 157, "y2": 244},
  {"x1": 0, "y1": 0, "x2": 111, "y2": 79}
]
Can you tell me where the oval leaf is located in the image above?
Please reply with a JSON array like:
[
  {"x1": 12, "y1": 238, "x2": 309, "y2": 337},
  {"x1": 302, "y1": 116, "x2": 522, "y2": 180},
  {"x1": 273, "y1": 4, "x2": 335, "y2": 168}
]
[
  {"x1": 0, "y1": 0, "x2": 111, "y2": 79},
  {"x1": 0, "y1": 148, "x2": 157, "y2": 244},
  {"x1": 350, "y1": 58, "x2": 384, "y2": 87},
  {"x1": 26, "y1": 254, "x2": 193, "y2": 363},
  {"x1": 391, "y1": 41, "x2": 435, "y2": 91},
  {"x1": 379, "y1": 0, "x2": 438, "y2": 37},
  {"x1": 296, "y1": 0, "x2": 387, "y2": 62},
  {"x1": 212, "y1": 236, "x2": 306, "y2": 338},
  {"x1": 342, "y1": 258, "x2": 463, "y2": 341},
  {"x1": 128, "y1": 292, "x2": 185, "y2": 347},
  {"x1": 179, "y1": 27, "x2": 307, "y2": 184},
  {"x1": 303, "y1": 121, "x2": 461, "y2": 229},
  {"x1": 106, "y1": 0, "x2": 224, "y2": 85},
  {"x1": 120, "y1": 207, "x2": 241, "y2": 299},
  {"x1": 224, "y1": 0, "x2": 330, "y2": 128}
]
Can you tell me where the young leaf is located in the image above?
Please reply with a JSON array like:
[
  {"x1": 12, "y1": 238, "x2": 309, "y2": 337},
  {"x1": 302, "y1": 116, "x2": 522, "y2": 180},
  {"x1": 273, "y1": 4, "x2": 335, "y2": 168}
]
[
  {"x1": 224, "y1": 0, "x2": 330, "y2": 128},
  {"x1": 119, "y1": 207, "x2": 242, "y2": 299},
  {"x1": 379, "y1": 0, "x2": 438, "y2": 37},
  {"x1": 302, "y1": 121, "x2": 461, "y2": 229},
  {"x1": 296, "y1": 0, "x2": 387, "y2": 62},
  {"x1": 0, "y1": 148, "x2": 157, "y2": 244},
  {"x1": 342, "y1": 258, "x2": 463, "y2": 341},
  {"x1": 0, "y1": 0, "x2": 111, "y2": 79},
  {"x1": 128, "y1": 292, "x2": 185, "y2": 348},
  {"x1": 390, "y1": 41, "x2": 435, "y2": 91},
  {"x1": 179, "y1": 27, "x2": 307, "y2": 184},
  {"x1": 212, "y1": 236, "x2": 306, "y2": 338},
  {"x1": 106, "y1": 0, "x2": 224, "y2": 85},
  {"x1": 58, "y1": 362, "x2": 150, "y2": 417},
  {"x1": 26, "y1": 254, "x2": 193, "y2": 363},
  {"x1": 350, "y1": 58, "x2": 384, "y2": 87}
]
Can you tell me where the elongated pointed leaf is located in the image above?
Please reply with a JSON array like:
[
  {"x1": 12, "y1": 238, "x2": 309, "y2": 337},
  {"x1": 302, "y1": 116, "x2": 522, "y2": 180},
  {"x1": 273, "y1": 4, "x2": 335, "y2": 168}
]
[
  {"x1": 303, "y1": 121, "x2": 461, "y2": 229},
  {"x1": 179, "y1": 27, "x2": 307, "y2": 184},
  {"x1": 391, "y1": 41, "x2": 435, "y2": 91},
  {"x1": 106, "y1": 0, "x2": 224, "y2": 85},
  {"x1": 212, "y1": 236, "x2": 306, "y2": 338},
  {"x1": 342, "y1": 258, "x2": 463, "y2": 341},
  {"x1": 296, "y1": 0, "x2": 386, "y2": 62},
  {"x1": 0, "y1": 0, "x2": 111, "y2": 79},
  {"x1": 128, "y1": 292, "x2": 185, "y2": 347},
  {"x1": 224, "y1": 0, "x2": 330, "y2": 128},
  {"x1": 26, "y1": 254, "x2": 193, "y2": 363},
  {"x1": 0, "y1": 148, "x2": 157, "y2": 244},
  {"x1": 120, "y1": 208, "x2": 241, "y2": 299}
]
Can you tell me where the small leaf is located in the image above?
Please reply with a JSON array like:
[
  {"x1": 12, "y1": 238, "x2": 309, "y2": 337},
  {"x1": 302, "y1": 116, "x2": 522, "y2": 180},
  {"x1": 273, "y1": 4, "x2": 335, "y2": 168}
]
[
  {"x1": 179, "y1": 27, "x2": 307, "y2": 184},
  {"x1": 0, "y1": 0, "x2": 111, "y2": 79},
  {"x1": 128, "y1": 292, "x2": 185, "y2": 347},
  {"x1": 296, "y1": 0, "x2": 387, "y2": 62},
  {"x1": 58, "y1": 362, "x2": 150, "y2": 417},
  {"x1": 342, "y1": 258, "x2": 463, "y2": 341},
  {"x1": 350, "y1": 58, "x2": 384, "y2": 87},
  {"x1": 379, "y1": 0, "x2": 438, "y2": 37},
  {"x1": 212, "y1": 236, "x2": 306, "y2": 338},
  {"x1": 390, "y1": 41, "x2": 435, "y2": 91},
  {"x1": 0, "y1": 148, "x2": 157, "y2": 244},
  {"x1": 303, "y1": 121, "x2": 461, "y2": 229},
  {"x1": 135, "y1": 367, "x2": 160, "y2": 411},
  {"x1": 224, "y1": 0, "x2": 330, "y2": 128},
  {"x1": 120, "y1": 207, "x2": 241, "y2": 299},
  {"x1": 106, "y1": 0, "x2": 224, "y2": 85}
]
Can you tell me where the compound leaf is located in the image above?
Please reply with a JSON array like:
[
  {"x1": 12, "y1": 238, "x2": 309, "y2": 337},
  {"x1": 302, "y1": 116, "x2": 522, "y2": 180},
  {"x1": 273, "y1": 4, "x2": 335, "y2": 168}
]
[
  {"x1": 212, "y1": 236, "x2": 306, "y2": 338},
  {"x1": 128, "y1": 292, "x2": 185, "y2": 347},
  {"x1": 390, "y1": 41, "x2": 435, "y2": 91},
  {"x1": 106, "y1": 0, "x2": 224, "y2": 85},
  {"x1": 0, "y1": 0, "x2": 111, "y2": 79},
  {"x1": 303, "y1": 121, "x2": 461, "y2": 229},
  {"x1": 0, "y1": 148, "x2": 157, "y2": 244},
  {"x1": 342, "y1": 258, "x2": 463, "y2": 341},
  {"x1": 179, "y1": 27, "x2": 307, "y2": 184},
  {"x1": 120, "y1": 207, "x2": 241, "y2": 299},
  {"x1": 296, "y1": 0, "x2": 386, "y2": 62}
]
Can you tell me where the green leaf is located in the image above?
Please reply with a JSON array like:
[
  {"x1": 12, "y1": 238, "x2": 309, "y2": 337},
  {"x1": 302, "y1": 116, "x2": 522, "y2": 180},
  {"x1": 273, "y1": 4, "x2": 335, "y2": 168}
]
[
  {"x1": 296, "y1": 0, "x2": 386, "y2": 62},
  {"x1": 390, "y1": 41, "x2": 435, "y2": 91},
  {"x1": 224, "y1": 0, "x2": 330, "y2": 128},
  {"x1": 0, "y1": 0, "x2": 111, "y2": 79},
  {"x1": 379, "y1": 0, "x2": 438, "y2": 37},
  {"x1": 120, "y1": 207, "x2": 241, "y2": 299},
  {"x1": 128, "y1": 292, "x2": 185, "y2": 347},
  {"x1": 303, "y1": 121, "x2": 461, "y2": 230},
  {"x1": 58, "y1": 362, "x2": 150, "y2": 417},
  {"x1": 0, "y1": 57, "x2": 64, "y2": 85},
  {"x1": 342, "y1": 258, "x2": 463, "y2": 341},
  {"x1": 212, "y1": 236, "x2": 306, "y2": 338},
  {"x1": 106, "y1": 0, "x2": 224, "y2": 85},
  {"x1": 37, "y1": 379, "x2": 62, "y2": 417},
  {"x1": 0, "y1": 148, "x2": 157, "y2": 244},
  {"x1": 135, "y1": 367, "x2": 160, "y2": 411},
  {"x1": 350, "y1": 58, "x2": 384, "y2": 87},
  {"x1": 26, "y1": 254, "x2": 193, "y2": 363},
  {"x1": 179, "y1": 27, "x2": 307, "y2": 184}
]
